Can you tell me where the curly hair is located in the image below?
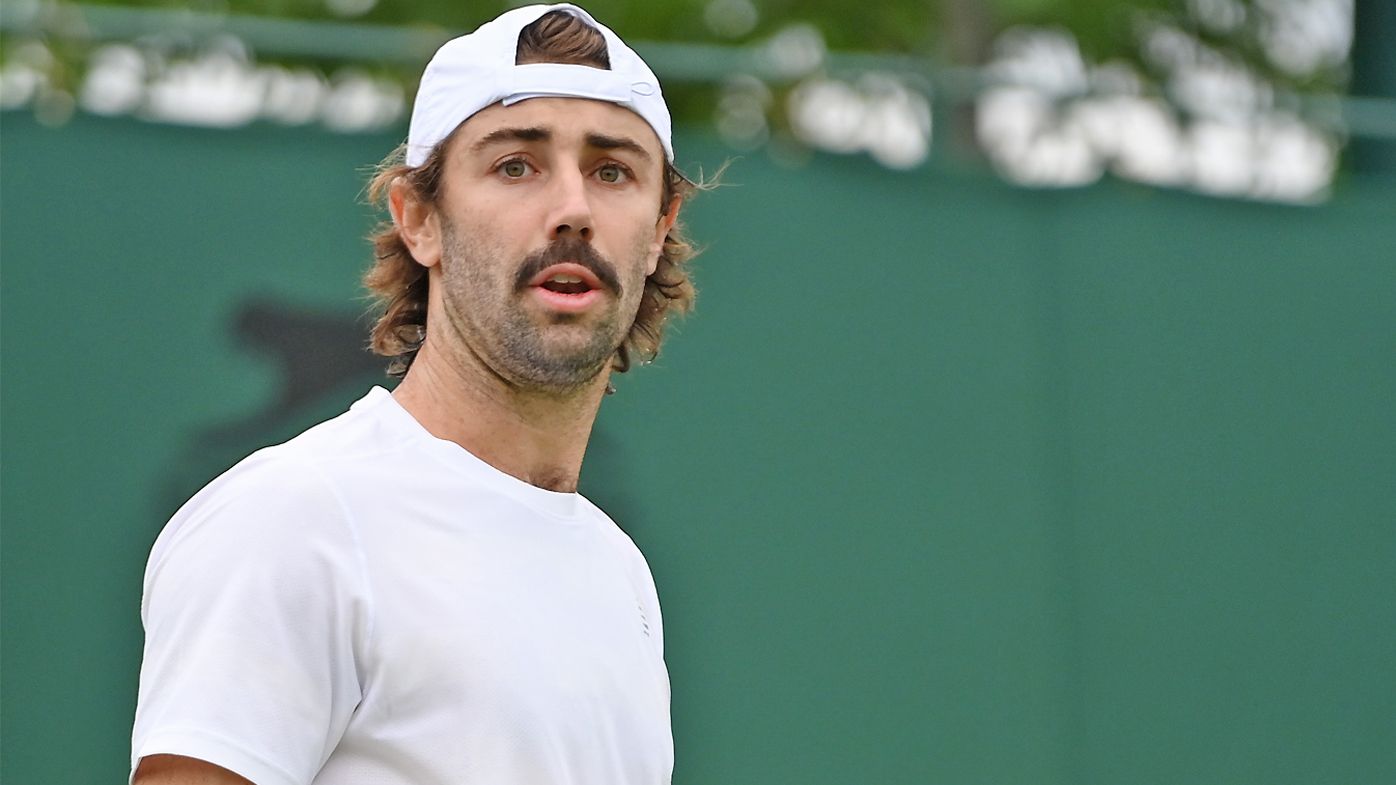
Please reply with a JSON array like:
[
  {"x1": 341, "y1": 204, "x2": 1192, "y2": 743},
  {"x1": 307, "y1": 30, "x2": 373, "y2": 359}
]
[{"x1": 363, "y1": 10, "x2": 701, "y2": 379}]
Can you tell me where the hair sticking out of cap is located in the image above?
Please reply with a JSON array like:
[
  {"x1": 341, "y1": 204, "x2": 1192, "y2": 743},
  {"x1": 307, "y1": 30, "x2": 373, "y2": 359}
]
[{"x1": 516, "y1": 9, "x2": 611, "y2": 68}]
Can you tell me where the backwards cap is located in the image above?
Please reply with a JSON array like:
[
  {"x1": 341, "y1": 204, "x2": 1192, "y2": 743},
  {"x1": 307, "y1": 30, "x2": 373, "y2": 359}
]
[{"x1": 406, "y1": 3, "x2": 673, "y2": 166}]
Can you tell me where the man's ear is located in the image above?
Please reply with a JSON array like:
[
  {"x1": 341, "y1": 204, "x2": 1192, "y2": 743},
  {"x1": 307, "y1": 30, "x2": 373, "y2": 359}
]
[
  {"x1": 646, "y1": 195, "x2": 683, "y2": 276},
  {"x1": 389, "y1": 178, "x2": 443, "y2": 268}
]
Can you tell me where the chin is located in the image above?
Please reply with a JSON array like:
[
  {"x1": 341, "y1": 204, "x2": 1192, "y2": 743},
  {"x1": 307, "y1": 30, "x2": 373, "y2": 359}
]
[{"x1": 513, "y1": 345, "x2": 618, "y2": 391}]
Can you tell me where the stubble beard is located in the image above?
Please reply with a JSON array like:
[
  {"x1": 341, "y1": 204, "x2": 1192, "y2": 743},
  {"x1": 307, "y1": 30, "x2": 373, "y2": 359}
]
[{"x1": 438, "y1": 221, "x2": 642, "y2": 393}]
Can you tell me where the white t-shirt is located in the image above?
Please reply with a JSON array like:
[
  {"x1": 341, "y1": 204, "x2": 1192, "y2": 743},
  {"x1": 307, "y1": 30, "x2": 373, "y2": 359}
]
[{"x1": 132, "y1": 387, "x2": 672, "y2": 785}]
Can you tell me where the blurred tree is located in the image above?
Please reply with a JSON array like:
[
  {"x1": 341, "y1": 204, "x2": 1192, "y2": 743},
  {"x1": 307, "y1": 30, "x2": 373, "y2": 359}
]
[{"x1": 0, "y1": 0, "x2": 1371, "y2": 193}]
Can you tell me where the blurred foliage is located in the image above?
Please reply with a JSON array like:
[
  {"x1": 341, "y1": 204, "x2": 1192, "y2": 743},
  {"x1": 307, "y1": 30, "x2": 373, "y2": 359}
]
[
  {"x1": 0, "y1": 0, "x2": 1360, "y2": 180},
  {"x1": 4, "y1": 0, "x2": 1349, "y2": 80},
  {"x1": 46, "y1": 0, "x2": 1189, "y2": 60}
]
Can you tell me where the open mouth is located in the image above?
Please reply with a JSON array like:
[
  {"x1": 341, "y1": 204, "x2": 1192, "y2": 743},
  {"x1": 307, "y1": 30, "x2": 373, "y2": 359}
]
[
  {"x1": 527, "y1": 263, "x2": 606, "y2": 313},
  {"x1": 539, "y1": 273, "x2": 593, "y2": 295},
  {"x1": 528, "y1": 263, "x2": 606, "y2": 295}
]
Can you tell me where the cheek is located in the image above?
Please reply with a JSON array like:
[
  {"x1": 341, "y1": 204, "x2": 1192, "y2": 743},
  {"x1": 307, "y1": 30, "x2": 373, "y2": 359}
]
[
  {"x1": 622, "y1": 225, "x2": 660, "y2": 281},
  {"x1": 620, "y1": 204, "x2": 665, "y2": 269},
  {"x1": 640, "y1": 222, "x2": 664, "y2": 275}
]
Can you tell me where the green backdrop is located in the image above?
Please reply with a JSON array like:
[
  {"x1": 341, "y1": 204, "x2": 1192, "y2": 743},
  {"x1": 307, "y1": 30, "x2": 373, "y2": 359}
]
[{"x1": 2, "y1": 112, "x2": 1393, "y2": 784}]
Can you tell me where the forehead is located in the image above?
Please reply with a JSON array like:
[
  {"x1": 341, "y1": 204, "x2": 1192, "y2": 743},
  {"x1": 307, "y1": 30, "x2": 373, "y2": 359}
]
[{"x1": 452, "y1": 97, "x2": 664, "y2": 160}]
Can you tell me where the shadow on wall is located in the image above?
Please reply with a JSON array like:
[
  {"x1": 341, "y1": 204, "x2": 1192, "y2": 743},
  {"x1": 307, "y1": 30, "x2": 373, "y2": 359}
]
[
  {"x1": 155, "y1": 295, "x2": 638, "y2": 526},
  {"x1": 157, "y1": 296, "x2": 387, "y2": 515}
]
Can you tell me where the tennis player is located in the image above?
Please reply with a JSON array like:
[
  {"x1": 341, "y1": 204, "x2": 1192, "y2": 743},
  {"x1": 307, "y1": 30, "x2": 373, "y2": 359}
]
[{"x1": 131, "y1": 5, "x2": 699, "y2": 783}]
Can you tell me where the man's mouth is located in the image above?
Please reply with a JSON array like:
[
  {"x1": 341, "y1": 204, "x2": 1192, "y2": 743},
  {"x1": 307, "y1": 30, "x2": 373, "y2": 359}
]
[
  {"x1": 529, "y1": 263, "x2": 604, "y2": 294},
  {"x1": 539, "y1": 273, "x2": 592, "y2": 295},
  {"x1": 516, "y1": 239, "x2": 621, "y2": 296},
  {"x1": 526, "y1": 263, "x2": 606, "y2": 313}
]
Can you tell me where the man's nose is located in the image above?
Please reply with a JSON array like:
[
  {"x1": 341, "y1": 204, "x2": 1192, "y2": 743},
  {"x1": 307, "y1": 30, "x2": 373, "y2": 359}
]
[{"x1": 547, "y1": 168, "x2": 593, "y2": 242}]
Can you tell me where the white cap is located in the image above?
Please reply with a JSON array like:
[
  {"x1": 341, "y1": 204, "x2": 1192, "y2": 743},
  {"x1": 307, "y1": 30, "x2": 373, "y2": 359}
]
[{"x1": 405, "y1": 3, "x2": 673, "y2": 166}]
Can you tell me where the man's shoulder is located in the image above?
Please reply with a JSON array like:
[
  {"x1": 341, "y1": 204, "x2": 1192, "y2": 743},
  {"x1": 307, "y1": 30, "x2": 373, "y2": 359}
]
[
  {"x1": 154, "y1": 389, "x2": 402, "y2": 549},
  {"x1": 155, "y1": 445, "x2": 352, "y2": 562},
  {"x1": 268, "y1": 386, "x2": 405, "y2": 466},
  {"x1": 577, "y1": 497, "x2": 654, "y2": 570},
  {"x1": 204, "y1": 386, "x2": 412, "y2": 490}
]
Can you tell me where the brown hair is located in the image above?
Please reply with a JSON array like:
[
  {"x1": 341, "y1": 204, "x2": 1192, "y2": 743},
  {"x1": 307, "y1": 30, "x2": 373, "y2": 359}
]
[{"x1": 363, "y1": 10, "x2": 701, "y2": 379}]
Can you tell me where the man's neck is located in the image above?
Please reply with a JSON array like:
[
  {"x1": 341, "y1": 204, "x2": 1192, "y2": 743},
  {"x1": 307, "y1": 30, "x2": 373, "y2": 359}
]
[{"x1": 390, "y1": 340, "x2": 608, "y2": 493}]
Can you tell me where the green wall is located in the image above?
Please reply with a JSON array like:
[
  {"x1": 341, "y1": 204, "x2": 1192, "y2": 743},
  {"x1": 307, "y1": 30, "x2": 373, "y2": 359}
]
[{"x1": 2, "y1": 113, "x2": 1393, "y2": 784}]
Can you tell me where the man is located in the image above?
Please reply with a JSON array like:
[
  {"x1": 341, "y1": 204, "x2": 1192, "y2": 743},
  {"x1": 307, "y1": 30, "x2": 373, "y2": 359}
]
[{"x1": 131, "y1": 5, "x2": 700, "y2": 784}]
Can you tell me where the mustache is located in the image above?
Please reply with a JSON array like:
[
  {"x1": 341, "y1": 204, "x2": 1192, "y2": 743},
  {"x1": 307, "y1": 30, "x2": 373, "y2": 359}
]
[{"x1": 514, "y1": 238, "x2": 622, "y2": 295}]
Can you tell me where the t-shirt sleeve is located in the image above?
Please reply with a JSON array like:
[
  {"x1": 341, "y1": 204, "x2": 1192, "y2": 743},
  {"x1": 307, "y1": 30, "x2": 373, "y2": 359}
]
[{"x1": 131, "y1": 455, "x2": 372, "y2": 785}]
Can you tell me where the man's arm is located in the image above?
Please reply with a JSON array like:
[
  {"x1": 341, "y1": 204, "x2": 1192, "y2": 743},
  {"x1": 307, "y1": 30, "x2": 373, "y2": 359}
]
[
  {"x1": 132, "y1": 459, "x2": 367, "y2": 785},
  {"x1": 132, "y1": 755, "x2": 255, "y2": 785}
]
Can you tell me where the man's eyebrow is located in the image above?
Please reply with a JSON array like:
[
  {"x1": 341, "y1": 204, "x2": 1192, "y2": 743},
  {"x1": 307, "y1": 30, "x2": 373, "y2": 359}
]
[
  {"x1": 586, "y1": 133, "x2": 653, "y2": 162},
  {"x1": 470, "y1": 126, "x2": 551, "y2": 153}
]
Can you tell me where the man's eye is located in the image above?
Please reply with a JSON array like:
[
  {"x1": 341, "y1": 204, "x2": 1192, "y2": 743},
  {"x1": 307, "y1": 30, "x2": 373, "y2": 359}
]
[
  {"x1": 500, "y1": 160, "x2": 529, "y2": 178},
  {"x1": 597, "y1": 164, "x2": 626, "y2": 183}
]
